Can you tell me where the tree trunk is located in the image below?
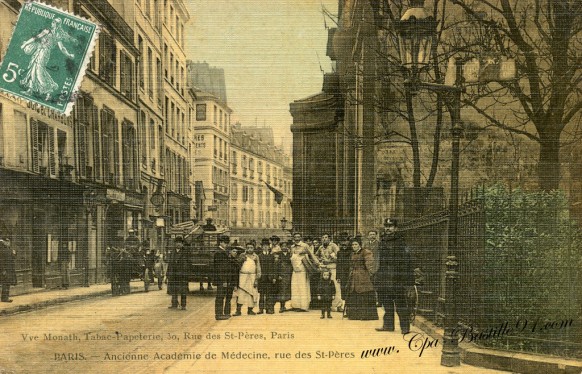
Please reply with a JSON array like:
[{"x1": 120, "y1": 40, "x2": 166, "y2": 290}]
[{"x1": 537, "y1": 130, "x2": 561, "y2": 191}]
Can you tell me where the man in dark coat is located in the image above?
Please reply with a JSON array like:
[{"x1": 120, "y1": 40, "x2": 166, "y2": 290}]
[
  {"x1": 276, "y1": 240, "x2": 293, "y2": 312},
  {"x1": 257, "y1": 238, "x2": 275, "y2": 314},
  {"x1": 375, "y1": 218, "x2": 414, "y2": 334},
  {"x1": 213, "y1": 235, "x2": 235, "y2": 320},
  {"x1": 167, "y1": 236, "x2": 190, "y2": 310},
  {"x1": 142, "y1": 240, "x2": 156, "y2": 291},
  {"x1": 0, "y1": 235, "x2": 16, "y2": 303}
]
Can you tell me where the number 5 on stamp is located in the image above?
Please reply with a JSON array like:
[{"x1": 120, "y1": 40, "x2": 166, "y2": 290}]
[{"x1": 0, "y1": 1, "x2": 99, "y2": 115}]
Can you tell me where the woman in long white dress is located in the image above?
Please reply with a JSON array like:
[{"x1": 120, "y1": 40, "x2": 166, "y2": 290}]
[{"x1": 290, "y1": 236, "x2": 320, "y2": 311}]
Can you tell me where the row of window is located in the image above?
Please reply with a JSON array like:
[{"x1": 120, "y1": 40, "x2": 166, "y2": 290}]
[
  {"x1": 213, "y1": 135, "x2": 228, "y2": 162},
  {"x1": 195, "y1": 104, "x2": 230, "y2": 131},
  {"x1": 231, "y1": 207, "x2": 281, "y2": 228},
  {"x1": 92, "y1": 32, "x2": 136, "y2": 102},
  {"x1": 137, "y1": 35, "x2": 163, "y2": 107},
  {"x1": 163, "y1": 0, "x2": 186, "y2": 49},
  {"x1": 165, "y1": 96, "x2": 187, "y2": 144},
  {"x1": 212, "y1": 166, "x2": 228, "y2": 193},
  {"x1": 165, "y1": 149, "x2": 188, "y2": 195},
  {"x1": 72, "y1": 97, "x2": 138, "y2": 189},
  {"x1": 231, "y1": 183, "x2": 284, "y2": 206},
  {"x1": 164, "y1": 43, "x2": 186, "y2": 96},
  {"x1": 88, "y1": 6, "x2": 188, "y2": 106},
  {"x1": 231, "y1": 150, "x2": 287, "y2": 187},
  {"x1": 139, "y1": 110, "x2": 164, "y2": 173}
]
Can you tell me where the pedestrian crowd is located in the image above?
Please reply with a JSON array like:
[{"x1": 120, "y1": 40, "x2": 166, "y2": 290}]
[
  {"x1": 0, "y1": 218, "x2": 414, "y2": 335},
  {"x1": 205, "y1": 218, "x2": 415, "y2": 334}
]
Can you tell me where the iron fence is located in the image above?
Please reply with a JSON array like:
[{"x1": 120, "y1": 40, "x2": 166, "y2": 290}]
[{"x1": 400, "y1": 186, "x2": 582, "y2": 358}]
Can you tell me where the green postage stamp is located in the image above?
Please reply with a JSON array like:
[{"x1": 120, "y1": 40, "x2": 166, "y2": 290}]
[{"x1": 0, "y1": 1, "x2": 99, "y2": 115}]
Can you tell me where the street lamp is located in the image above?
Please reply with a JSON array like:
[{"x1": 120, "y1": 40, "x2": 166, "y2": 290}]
[
  {"x1": 395, "y1": 0, "x2": 462, "y2": 367},
  {"x1": 395, "y1": 0, "x2": 436, "y2": 76}
]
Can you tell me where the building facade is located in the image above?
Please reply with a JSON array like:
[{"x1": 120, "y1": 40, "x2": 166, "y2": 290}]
[
  {"x1": 0, "y1": 0, "x2": 143, "y2": 291},
  {"x1": 0, "y1": 0, "x2": 199, "y2": 292},
  {"x1": 162, "y1": 0, "x2": 191, "y2": 227},
  {"x1": 229, "y1": 124, "x2": 292, "y2": 241},
  {"x1": 134, "y1": 0, "x2": 166, "y2": 260},
  {"x1": 191, "y1": 91, "x2": 231, "y2": 228},
  {"x1": 290, "y1": 0, "x2": 378, "y2": 237}
]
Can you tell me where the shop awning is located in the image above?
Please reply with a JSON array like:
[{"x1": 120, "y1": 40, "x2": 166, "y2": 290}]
[{"x1": 169, "y1": 221, "x2": 203, "y2": 237}]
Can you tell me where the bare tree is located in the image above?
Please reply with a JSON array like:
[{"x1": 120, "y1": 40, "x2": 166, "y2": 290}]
[{"x1": 451, "y1": 0, "x2": 582, "y2": 191}]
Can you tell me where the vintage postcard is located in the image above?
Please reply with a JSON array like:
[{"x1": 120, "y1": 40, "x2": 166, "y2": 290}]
[{"x1": 0, "y1": 0, "x2": 581, "y2": 373}]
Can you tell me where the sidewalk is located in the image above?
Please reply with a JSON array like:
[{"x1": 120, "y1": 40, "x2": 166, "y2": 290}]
[{"x1": 0, "y1": 281, "x2": 144, "y2": 316}]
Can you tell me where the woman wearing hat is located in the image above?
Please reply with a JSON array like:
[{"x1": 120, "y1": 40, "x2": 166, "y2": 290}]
[{"x1": 345, "y1": 237, "x2": 378, "y2": 320}]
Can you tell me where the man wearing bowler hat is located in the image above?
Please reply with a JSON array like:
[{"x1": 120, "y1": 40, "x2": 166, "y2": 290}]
[
  {"x1": 375, "y1": 218, "x2": 414, "y2": 334},
  {"x1": 213, "y1": 235, "x2": 234, "y2": 320}
]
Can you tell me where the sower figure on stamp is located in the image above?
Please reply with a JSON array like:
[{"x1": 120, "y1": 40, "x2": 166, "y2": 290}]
[
  {"x1": 0, "y1": 226, "x2": 16, "y2": 303},
  {"x1": 375, "y1": 218, "x2": 414, "y2": 334},
  {"x1": 213, "y1": 235, "x2": 235, "y2": 320},
  {"x1": 167, "y1": 236, "x2": 190, "y2": 310},
  {"x1": 20, "y1": 18, "x2": 77, "y2": 100}
]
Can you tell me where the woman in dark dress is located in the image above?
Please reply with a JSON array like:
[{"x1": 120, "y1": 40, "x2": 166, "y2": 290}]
[
  {"x1": 276, "y1": 241, "x2": 293, "y2": 312},
  {"x1": 335, "y1": 234, "x2": 352, "y2": 312},
  {"x1": 345, "y1": 237, "x2": 378, "y2": 320}
]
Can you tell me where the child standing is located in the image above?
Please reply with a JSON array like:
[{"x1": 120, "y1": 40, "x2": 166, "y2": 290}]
[{"x1": 316, "y1": 269, "x2": 336, "y2": 319}]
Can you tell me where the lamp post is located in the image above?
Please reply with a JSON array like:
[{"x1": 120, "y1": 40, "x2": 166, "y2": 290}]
[
  {"x1": 83, "y1": 189, "x2": 97, "y2": 287},
  {"x1": 395, "y1": 0, "x2": 462, "y2": 367}
]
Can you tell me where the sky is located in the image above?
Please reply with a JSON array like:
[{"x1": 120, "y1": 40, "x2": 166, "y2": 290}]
[{"x1": 184, "y1": 0, "x2": 338, "y2": 151}]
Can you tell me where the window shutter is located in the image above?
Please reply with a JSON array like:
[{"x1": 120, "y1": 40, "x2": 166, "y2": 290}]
[
  {"x1": 78, "y1": 122, "x2": 87, "y2": 178},
  {"x1": 120, "y1": 52, "x2": 126, "y2": 95},
  {"x1": 98, "y1": 34, "x2": 106, "y2": 77},
  {"x1": 30, "y1": 119, "x2": 39, "y2": 173},
  {"x1": 128, "y1": 55, "x2": 134, "y2": 100},
  {"x1": 101, "y1": 109, "x2": 110, "y2": 183},
  {"x1": 48, "y1": 126, "x2": 56, "y2": 176},
  {"x1": 114, "y1": 117, "x2": 120, "y2": 186},
  {"x1": 92, "y1": 105, "x2": 100, "y2": 180}
]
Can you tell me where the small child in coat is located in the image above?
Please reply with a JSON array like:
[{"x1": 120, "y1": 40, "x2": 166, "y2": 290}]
[{"x1": 316, "y1": 269, "x2": 336, "y2": 319}]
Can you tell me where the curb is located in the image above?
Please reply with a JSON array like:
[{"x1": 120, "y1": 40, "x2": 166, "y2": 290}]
[
  {"x1": 0, "y1": 285, "x2": 145, "y2": 317},
  {"x1": 413, "y1": 316, "x2": 582, "y2": 374}
]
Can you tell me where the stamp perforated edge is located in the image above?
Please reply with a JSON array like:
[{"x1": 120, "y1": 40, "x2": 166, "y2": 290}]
[{"x1": 0, "y1": 0, "x2": 101, "y2": 116}]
